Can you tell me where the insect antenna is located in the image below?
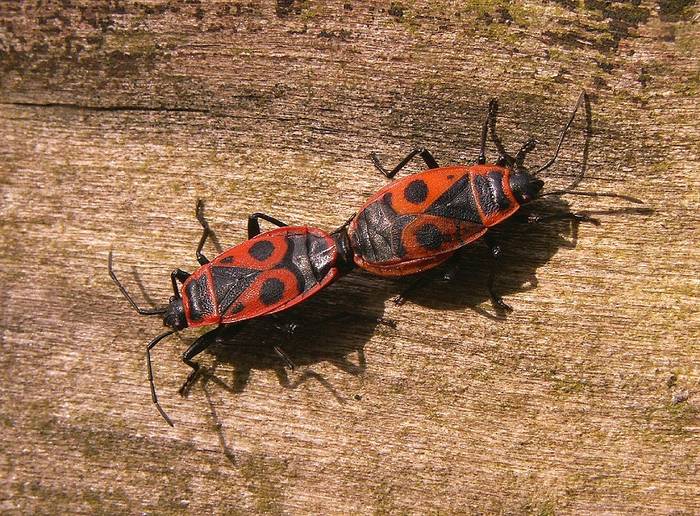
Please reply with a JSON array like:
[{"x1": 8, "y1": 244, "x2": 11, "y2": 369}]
[
  {"x1": 533, "y1": 90, "x2": 588, "y2": 178},
  {"x1": 146, "y1": 329, "x2": 177, "y2": 426},
  {"x1": 108, "y1": 251, "x2": 167, "y2": 316}
]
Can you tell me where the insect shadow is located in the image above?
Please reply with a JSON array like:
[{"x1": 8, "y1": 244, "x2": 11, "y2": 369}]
[
  {"x1": 182, "y1": 195, "x2": 653, "y2": 398},
  {"x1": 181, "y1": 272, "x2": 392, "y2": 401},
  {"x1": 384, "y1": 196, "x2": 653, "y2": 315},
  {"x1": 180, "y1": 199, "x2": 651, "y2": 464},
  {"x1": 185, "y1": 274, "x2": 392, "y2": 464}
]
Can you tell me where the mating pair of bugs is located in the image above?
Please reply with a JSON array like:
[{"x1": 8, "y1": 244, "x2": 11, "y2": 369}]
[{"x1": 110, "y1": 92, "x2": 622, "y2": 426}]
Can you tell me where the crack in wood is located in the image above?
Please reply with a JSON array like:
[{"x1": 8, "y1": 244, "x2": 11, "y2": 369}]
[{"x1": 0, "y1": 101, "x2": 210, "y2": 113}]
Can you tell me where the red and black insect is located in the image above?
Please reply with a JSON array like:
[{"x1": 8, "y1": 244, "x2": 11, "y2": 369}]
[
  {"x1": 111, "y1": 92, "x2": 638, "y2": 425},
  {"x1": 348, "y1": 91, "x2": 637, "y2": 308},
  {"x1": 109, "y1": 202, "x2": 353, "y2": 425}
]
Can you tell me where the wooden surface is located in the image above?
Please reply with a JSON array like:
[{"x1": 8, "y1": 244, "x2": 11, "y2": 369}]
[{"x1": 1, "y1": 1, "x2": 698, "y2": 514}]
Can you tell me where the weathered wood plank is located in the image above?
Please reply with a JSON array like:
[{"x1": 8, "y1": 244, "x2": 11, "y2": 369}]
[{"x1": 1, "y1": 1, "x2": 698, "y2": 513}]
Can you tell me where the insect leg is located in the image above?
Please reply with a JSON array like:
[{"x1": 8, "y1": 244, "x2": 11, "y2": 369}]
[
  {"x1": 392, "y1": 252, "x2": 462, "y2": 306},
  {"x1": 179, "y1": 324, "x2": 246, "y2": 396},
  {"x1": 478, "y1": 100, "x2": 492, "y2": 164},
  {"x1": 483, "y1": 234, "x2": 513, "y2": 313},
  {"x1": 195, "y1": 200, "x2": 212, "y2": 265},
  {"x1": 170, "y1": 269, "x2": 190, "y2": 298},
  {"x1": 392, "y1": 275, "x2": 432, "y2": 306},
  {"x1": 487, "y1": 99, "x2": 516, "y2": 167},
  {"x1": 369, "y1": 147, "x2": 439, "y2": 179},
  {"x1": 273, "y1": 346, "x2": 296, "y2": 370},
  {"x1": 248, "y1": 212, "x2": 289, "y2": 238},
  {"x1": 441, "y1": 257, "x2": 461, "y2": 282},
  {"x1": 514, "y1": 138, "x2": 538, "y2": 169},
  {"x1": 181, "y1": 328, "x2": 219, "y2": 390}
]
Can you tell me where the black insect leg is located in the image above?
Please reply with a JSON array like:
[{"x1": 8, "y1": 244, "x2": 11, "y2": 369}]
[
  {"x1": 487, "y1": 99, "x2": 516, "y2": 167},
  {"x1": 392, "y1": 252, "x2": 462, "y2": 306},
  {"x1": 178, "y1": 328, "x2": 219, "y2": 397},
  {"x1": 333, "y1": 213, "x2": 356, "y2": 235},
  {"x1": 268, "y1": 315, "x2": 298, "y2": 370},
  {"x1": 248, "y1": 212, "x2": 289, "y2": 238},
  {"x1": 170, "y1": 269, "x2": 190, "y2": 298},
  {"x1": 478, "y1": 100, "x2": 493, "y2": 164},
  {"x1": 179, "y1": 324, "x2": 246, "y2": 397},
  {"x1": 272, "y1": 318, "x2": 298, "y2": 336},
  {"x1": 392, "y1": 275, "x2": 432, "y2": 306},
  {"x1": 523, "y1": 211, "x2": 600, "y2": 226},
  {"x1": 483, "y1": 234, "x2": 512, "y2": 313},
  {"x1": 541, "y1": 190, "x2": 643, "y2": 204},
  {"x1": 370, "y1": 147, "x2": 439, "y2": 179},
  {"x1": 273, "y1": 346, "x2": 296, "y2": 370},
  {"x1": 194, "y1": 199, "x2": 212, "y2": 265},
  {"x1": 514, "y1": 138, "x2": 538, "y2": 169}
]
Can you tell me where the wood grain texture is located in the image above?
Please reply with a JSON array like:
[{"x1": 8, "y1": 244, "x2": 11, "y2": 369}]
[{"x1": 1, "y1": 1, "x2": 698, "y2": 514}]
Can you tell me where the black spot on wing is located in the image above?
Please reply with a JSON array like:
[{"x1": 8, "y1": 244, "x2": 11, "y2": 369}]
[
  {"x1": 404, "y1": 179, "x2": 428, "y2": 204},
  {"x1": 229, "y1": 302, "x2": 244, "y2": 314},
  {"x1": 415, "y1": 223, "x2": 444, "y2": 250},
  {"x1": 249, "y1": 240, "x2": 275, "y2": 261},
  {"x1": 260, "y1": 277, "x2": 285, "y2": 305}
]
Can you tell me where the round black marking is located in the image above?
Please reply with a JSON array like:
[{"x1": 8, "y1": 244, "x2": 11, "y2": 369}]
[
  {"x1": 415, "y1": 223, "x2": 444, "y2": 250},
  {"x1": 220, "y1": 256, "x2": 234, "y2": 264},
  {"x1": 260, "y1": 277, "x2": 285, "y2": 305},
  {"x1": 447, "y1": 174, "x2": 454, "y2": 180},
  {"x1": 249, "y1": 240, "x2": 275, "y2": 261},
  {"x1": 404, "y1": 179, "x2": 428, "y2": 204}
]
